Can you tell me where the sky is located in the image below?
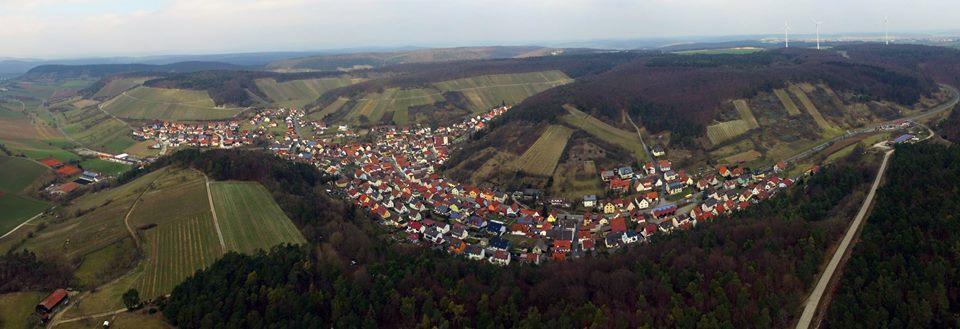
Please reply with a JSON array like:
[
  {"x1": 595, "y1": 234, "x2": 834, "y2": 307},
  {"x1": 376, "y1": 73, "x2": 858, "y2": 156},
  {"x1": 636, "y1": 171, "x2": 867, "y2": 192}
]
[{"x1": 1, "y1": 0, "x2": 959, "y2": 58}]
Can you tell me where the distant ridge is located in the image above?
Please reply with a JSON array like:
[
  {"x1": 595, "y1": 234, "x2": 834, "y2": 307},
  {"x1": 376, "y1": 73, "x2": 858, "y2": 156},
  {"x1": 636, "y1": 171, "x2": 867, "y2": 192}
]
[{"x1": 21, "y1": 61, "x2": 248, "y2": 80}]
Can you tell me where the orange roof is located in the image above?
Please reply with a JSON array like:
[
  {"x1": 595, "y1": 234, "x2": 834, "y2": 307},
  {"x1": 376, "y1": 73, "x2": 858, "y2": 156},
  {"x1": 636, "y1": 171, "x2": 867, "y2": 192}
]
[
  {"x1": 38, "y1": 289, "x2": 68, "y2": 311},
  {"x1": 57, "y1": 182, "x2": 80, "y2": 193},
  {"x1": 56, "y1": 165, "x2": 81, "y2": 176},
  {"x1": 39, "y1": 158, "x2": 62, "y2": 167}
]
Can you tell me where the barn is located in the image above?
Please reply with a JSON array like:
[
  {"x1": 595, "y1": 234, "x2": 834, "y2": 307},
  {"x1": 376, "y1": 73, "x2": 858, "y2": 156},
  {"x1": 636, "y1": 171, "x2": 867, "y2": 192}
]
[{"x1": 36, "y1": 288, "x2": 69, "y2": 317}]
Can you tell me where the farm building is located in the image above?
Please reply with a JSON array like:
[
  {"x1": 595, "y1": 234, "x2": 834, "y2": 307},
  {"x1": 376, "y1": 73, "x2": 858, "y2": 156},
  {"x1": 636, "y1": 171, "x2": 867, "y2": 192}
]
[{"x1": 36, "y1": 288, "x2": 69, "y2": 321}]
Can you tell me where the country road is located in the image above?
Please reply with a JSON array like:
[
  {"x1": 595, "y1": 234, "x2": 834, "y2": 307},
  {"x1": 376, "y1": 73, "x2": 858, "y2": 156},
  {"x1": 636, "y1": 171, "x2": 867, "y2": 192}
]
[
  {"x1": 198, "y1": 170, "x2": 227, "y2": 252},
  {"x1": 795, "y1": 148, "x2": 894, "y2": 329}
]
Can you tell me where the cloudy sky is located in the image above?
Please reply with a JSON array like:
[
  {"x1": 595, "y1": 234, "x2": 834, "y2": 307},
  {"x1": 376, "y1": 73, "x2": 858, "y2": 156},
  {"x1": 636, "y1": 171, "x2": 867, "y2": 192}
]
[{"x1": 1, "y1": 0, "x2": 958, "y2": 58}]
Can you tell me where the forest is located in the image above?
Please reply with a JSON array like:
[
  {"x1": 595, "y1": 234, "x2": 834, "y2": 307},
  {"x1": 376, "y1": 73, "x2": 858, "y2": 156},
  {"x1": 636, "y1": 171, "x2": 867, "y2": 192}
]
[
  {"x1": 823, "y1": 143, "x2": 960, "y2": 328},
  {"x1": 158, "y1": 148, "x2": 878, "y2": 328}
]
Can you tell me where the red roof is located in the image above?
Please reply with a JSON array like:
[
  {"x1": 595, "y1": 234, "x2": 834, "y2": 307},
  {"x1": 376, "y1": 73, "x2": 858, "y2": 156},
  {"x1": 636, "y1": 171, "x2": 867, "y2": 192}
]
[
  {"x1": 56, "y1": 165, "x2": 81, "y2": 177},
  {"x1": 57, "y1": 182, "x2": 80, "y2": 193},
  {"x1": 38, "y1": 289, "x2": 68, "y2": 311},
  {"x1": 39, "y1": 158, "x2": 62, "y2": 168},
  {"x1": 610, "y1": 216, "x2": 627, "y2": 233}
]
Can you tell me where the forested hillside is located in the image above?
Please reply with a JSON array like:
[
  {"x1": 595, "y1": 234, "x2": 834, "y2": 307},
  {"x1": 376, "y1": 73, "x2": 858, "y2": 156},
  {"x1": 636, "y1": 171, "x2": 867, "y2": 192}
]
[
  {"x1": 823, "y1": 143, "x2": 960, "y2": 328},
  {"x1": 160, "y1": 149, "x2": 877, "y2": 328}
]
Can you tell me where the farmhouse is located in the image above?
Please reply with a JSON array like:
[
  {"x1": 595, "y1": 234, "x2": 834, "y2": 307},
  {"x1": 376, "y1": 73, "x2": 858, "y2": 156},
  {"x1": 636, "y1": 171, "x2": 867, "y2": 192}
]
[{"x1": 36, "y1": 288, "x2": 69, "y2": 321}]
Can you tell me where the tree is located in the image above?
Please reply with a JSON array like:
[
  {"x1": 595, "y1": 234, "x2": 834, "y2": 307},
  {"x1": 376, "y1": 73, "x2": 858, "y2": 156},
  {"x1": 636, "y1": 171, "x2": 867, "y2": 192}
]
[{"x1": 122, "y1": 289, "x2": 141, "y2": 310}]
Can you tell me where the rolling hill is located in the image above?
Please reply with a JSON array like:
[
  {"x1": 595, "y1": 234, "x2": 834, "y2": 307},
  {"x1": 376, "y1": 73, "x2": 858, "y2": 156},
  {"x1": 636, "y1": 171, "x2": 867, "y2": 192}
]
[{"x1": 266, "y1": 46, "x2": 565, "y2": 72}]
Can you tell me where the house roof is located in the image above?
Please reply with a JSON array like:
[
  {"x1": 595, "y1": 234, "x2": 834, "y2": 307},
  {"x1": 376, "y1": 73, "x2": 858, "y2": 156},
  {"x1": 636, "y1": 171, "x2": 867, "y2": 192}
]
[
  {"x1": 610, "y1": 216, "x2": 627, "y2": 233},
  {"x1": 38, "y1": 289, "x2": 68, "y2": 311}
]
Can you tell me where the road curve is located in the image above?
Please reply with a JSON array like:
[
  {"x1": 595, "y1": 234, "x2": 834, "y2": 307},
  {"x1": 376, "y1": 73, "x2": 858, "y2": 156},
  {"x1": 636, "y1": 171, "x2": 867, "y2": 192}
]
[{"x1": 795, "y1": 149, "x2": 894, "y2": 329}]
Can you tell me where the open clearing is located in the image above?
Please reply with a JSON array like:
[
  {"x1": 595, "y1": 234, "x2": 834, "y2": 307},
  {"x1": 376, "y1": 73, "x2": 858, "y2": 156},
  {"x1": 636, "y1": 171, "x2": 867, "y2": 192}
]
[
  {"x1": 723, "y1": 149, "x2": 763, "y2": 164},
  {"x1": 789, "y1": 84, "x2": 838, "y2": 132},
  {"x1": 0, "y1": 156, "x2": 48, "y2": 193},
  {"x1": 733, "y1": 99, "x2": 760, "y2": 128},
  {"x1": 774, "y1": 88, "x2": 802, "y2": 115},
  {"x1": 0, "y1": 292, "x2": 46, "y2": 329},
  {"x1": 560, "y1": 105, "x2": 649, "y2": 162},
  {"x1": 102, "y1": 86, "x2": 243, "y2": 121},
  {"x1": 255, "y1": 77, "x2": 362, "y2": 109},
  {"x1": 433, "y1": 71, "x2": 573, "y2": 112},
  {"x1": 512, "y1": 125, "x2": 573, "y2": 176},
  {"x1": 210, "y1": 181, "x2": 305, "y2": 254},
  {"x1": 92, "y1": 77, "x2": 153, "y2": 99}
]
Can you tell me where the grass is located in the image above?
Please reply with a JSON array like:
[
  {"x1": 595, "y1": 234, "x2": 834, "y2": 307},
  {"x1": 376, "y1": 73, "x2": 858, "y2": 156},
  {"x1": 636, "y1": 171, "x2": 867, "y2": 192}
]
[
  {"x1": 733, "y1": 99, "x2": 760, "y2": 128},
  {"x1": 92, "y1": 77, "x2": 152, "y2": 99},
  {"x1": 433, "y1": 71, "x2": 573, "y2": 112},
  {"x1": 57, "y1": 107, "x2": 135, "y2": 154},
  {"x1": 73, "y1": 239, "x2": 134, "y2": 287},
  {"x1": 0, "y1": 193, "x2": 48, "y2": 236},
  {"x1": 789, "y1": 84, "x2": 840, "y2": 133},
  {"x1": 0, "y1": 292, "x2": 46, "y2": 329},
  {"x1": 512, "y1": 125, "x2": 573, "y2": 176},
  {"x1": 79, "y1": 158, "x2": 131, "y2": 177},
  {"x1": 560, "y1": 105, "x2": 649, "y2": 162},
  {"x1": 255, "y1": 77, "x2": 361, "y2": 109},
  {"x1": 210, "y1": 181, "x2": 306, "y2": 254},
  {"x1": 347, "y1": 88, "x2": 443, "y2": 124},
  {"x1": 774, "y1": 89, "x2": 802, "y2": 116},
  {"x1": 706, "y1": 120, "x2": 754, "y2": 145},
  {"x1": 674, "y1": 47, "x2": 764, "y2": 55},
  {"x1": 723, "y1": 150, "x2": 762, "y2": 164},
  {"x1": 102, "y1": 87, "x2": 243, "y2": 121},
  {"x1": 550, "y1": 162, "x2": 604, "y2": 200},
  {"x1": 0, "y1": 156, "x2": 48, "y2": 193},
  {"x1": 307, "y1": 97, "x2": 348, "y2": 120}
]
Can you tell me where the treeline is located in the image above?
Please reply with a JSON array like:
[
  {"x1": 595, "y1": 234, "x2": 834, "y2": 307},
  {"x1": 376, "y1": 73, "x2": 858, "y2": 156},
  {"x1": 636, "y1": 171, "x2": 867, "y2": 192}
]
[
  {"x1": 143, "y1": 70, "x2": 347, "y2": 107},
  {"x1": 937, "y1": 104, "x2": 960, "y2": 143},
  {"x1": 21, "y1": 61, "x2": 245, "y2": 80},
  {"x1": 823, "y1": 143, "x2": 960, "y2": 328},
  {"x1": 161, "y1": 149, "x2": 877, "y2": 328},
  {"x1": 0, "y1": 250, "x2": 73, "y2": 293}
]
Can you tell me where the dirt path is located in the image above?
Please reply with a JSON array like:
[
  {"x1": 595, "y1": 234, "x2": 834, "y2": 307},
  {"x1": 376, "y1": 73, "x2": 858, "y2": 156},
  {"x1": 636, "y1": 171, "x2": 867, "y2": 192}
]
[
  {"x1": 0, "y1": 212, "x2": 44, "y2": 239},
  {"x1": 52, "y1": 308, "x2": 127, "y2": 327},
  {"x1": 198, "y1": 170, "x2": 226, "y2": 252},
  {"x1": 795, "y1": 148, "x2": 894, "y2": 329},
  {"x1": 123, "y1": 172, "x2": 166, "y2": 249}
]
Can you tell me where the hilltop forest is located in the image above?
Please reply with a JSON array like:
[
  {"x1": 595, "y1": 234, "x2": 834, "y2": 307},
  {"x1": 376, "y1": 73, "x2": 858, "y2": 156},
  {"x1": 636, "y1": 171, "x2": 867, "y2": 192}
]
[{"x1": 155, "y1": 148, "x2": 877, "y2": 328}]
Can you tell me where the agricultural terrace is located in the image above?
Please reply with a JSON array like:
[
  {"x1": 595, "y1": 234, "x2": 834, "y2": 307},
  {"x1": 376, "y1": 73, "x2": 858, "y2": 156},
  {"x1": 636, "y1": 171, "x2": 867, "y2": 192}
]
[
  {"x1": 129, "y1": 170, "x2": 222, "y2": 299},
  {"x1": 210, "y1": 181, "x2": 305, "y2": 254},
  {"x1": 512, "y1": 125, "x2": 573, "y2": 176},
  {"x1": 346, "y1": 88, "x2": 443, "y2": 124},
  {"x1": 57, "y1": 106, "x2": 135, "y2": 154},
  {"x1": 0, "y1": 156, "x2": 48, "y2": 193},
  {"x1": 307, "y1": 97, "x2": 348, "y2": 120},
  {"x1": 433, "y1": 71, "x2": 573, "y2": 112},
  {"x1": 774, "y1": 88, "x2": 802, "y2": 115},
  {"x1": 706, "y1": 120, "x2": 754, "y2": 146},
  {"x1": 560, "y1": 105, "x2": 649, "y2": 162},
  {"x1": 255, "y1": 77, "x2": 362, "y2": 108},
  {"x1": 788, "y1": 84, "x2": 840, "y2": 133},
  {"x1": 733, "y1": 99, "x2": 760, "y2": 128},
  {"x1": 92, "y1": 77, "x2": 153, "y2": 99},
  {"x1": 102, "y1": 86, "x2": 244, "y2": 121}
]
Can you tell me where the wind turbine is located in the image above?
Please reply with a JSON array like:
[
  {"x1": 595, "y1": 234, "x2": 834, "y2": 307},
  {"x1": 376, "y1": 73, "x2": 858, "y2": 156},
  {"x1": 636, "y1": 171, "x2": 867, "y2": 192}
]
[
  {"x1": 812, "y1": 19, "x2": 823, "y2": 50},
  {"x1": 884, "y1": 16, "x2": 890, "y2": 45},
  {"x1": 784, "y1": 21, "x2": 790, "y2": 48}
]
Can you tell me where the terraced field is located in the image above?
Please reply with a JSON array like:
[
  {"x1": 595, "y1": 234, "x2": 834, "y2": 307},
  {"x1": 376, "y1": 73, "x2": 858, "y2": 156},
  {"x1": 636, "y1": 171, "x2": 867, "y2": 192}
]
[
  {"x1": 102, "y1": 86, "x2": 243, "y2": 120},
  {"x1": 57, "y1": 106, "x2": 135, "y2": 153},
  {"x1": 560, "y1": 105, "x2": 649, "y2": 162},
  {"x1": 92, "y1": 77, "x2": 153, "y2": 99},
  {"x1": 706, "y1": 120, "x2": 754, "y2": 145},
  {"x1": 346, "y1": 88, "x2": 444, "y2": 124},
  {"x1": 512, "y1": 125, "x2": 573, "y2": 176},
  {"x1": 433, "y1": 71, "x2": 573, "y2": 112},
  {"x1": 789, "y1": 84, "x2": 838, "y2": 132},
  {"x1": 307, "y1": 97, "x2": 348, "y2": 120},
  {"x1": 256, "y1": 77, "x2": 361, "y2": 108},
  {"x1": 774, "y1": 88, "x2": 802, "y2": 115},
  {"x1": 733, "y1": 99, "x2": 760, "y2": 128},
  {"x1": 210, "y1": 181, "x2": 305, "y2": 254}
]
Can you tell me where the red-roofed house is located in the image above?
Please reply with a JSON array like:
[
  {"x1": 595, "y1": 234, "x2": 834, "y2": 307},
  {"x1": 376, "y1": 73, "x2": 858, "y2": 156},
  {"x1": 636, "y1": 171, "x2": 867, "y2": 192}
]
[
  {"x1": 36, "y1": 288, "x2": 69, "y2": 317},
  {"x1": 56, "y1": 165, "x2": 82, "y2": 177},
  {"x1": 610, "y1": 216, "x2": 627, "y2": 234}
]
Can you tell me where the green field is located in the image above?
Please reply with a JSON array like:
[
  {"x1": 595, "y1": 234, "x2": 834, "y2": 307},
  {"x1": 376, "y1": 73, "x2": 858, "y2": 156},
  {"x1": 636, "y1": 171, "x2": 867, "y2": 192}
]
[
  {"x1": 0, "y1": 156, "x2": 48, "y2": 193},
  {"x1": 560, "y1": 105, "x2": 649, "y2": 162},
  {"x1": 347, "y1": 88, "x2": 444, "y2": 124},
  {"x1": 79, "y1": 158, "x2": 131, "y2": 177},
  {"x1": 57, "y1": 106, "x2": 135, "y2": 153},
  {"x1": 512, "y1": 125, "x2": 573, "y2": 176},
  {"x1": 0, "y1": 193, "x2": 48, "y2": 237},
  {"x1": 774, "y1": 88, "x2": 802, "y2": 115},
  {"x1": 0, "y1": 292, "x2": 46, "y2": 329},
  {"x1": 92, "y1": 77, "x2": 152, "y2": 99},
  {"x1": 102, "y1": 86, "x2": 243, "y2": 121},
  {"x1": 733, "y1": 99, "x2": 760, "y2": 128},
  {"x1": 433, "y1": 71, "x2": 573, "y2": 112},
  {"x1": 706, "y1": 120, "x2": 754, "y2": 145},
  {"x1": 256, "y1": 77, "x2": 361, "y2": 109},
  {"x1": 307, "y1": 97, "x2": 349, "y2": 120},
  {"x1": 210, "y1": 181, "x2": 305, "y2": 254}
]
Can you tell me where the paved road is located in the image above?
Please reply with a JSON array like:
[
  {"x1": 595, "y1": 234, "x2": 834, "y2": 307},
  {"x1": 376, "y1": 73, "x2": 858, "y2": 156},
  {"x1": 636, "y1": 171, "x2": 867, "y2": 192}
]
[{"x1": 795, "y1": 148, "x2": 894, "y2": 329}]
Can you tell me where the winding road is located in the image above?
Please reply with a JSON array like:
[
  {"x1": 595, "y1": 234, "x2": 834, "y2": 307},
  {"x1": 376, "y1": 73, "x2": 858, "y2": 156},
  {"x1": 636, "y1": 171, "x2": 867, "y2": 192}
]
[{"x1": 795, "y1": 148, "x2": 894, "y2": 329}]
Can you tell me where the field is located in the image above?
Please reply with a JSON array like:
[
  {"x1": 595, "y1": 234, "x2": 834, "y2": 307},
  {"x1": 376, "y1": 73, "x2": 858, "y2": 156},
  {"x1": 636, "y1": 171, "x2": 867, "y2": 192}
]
[
  {"x1": 346, "y1": 88, "x2": 444, "y2": 124},
  {"x1": 307, "y1": 97, "x2": 348, "y2": 120},
  {"x1": 0, "y1": 292, "x2": 46, "y2": 329},
  {"x1": 550, "y1": 162, "x2": 604, "y2": 200},
  {"x1": 674, "y1": 47, "x2": 764, "y2": 55},
  {"x1": 0, "y1": 156, "x2": 48, "y2": 193},
  {"x1": 773, "y1": 88, "x2": 802, "y2": 115},
  {"x1": 723, "y1": 149, "x2": 763, "y2": 164},
  {"x1": 101, "y1": 87, "x2": 243, "y2": 121},
  {"x1": 210, "y1": 181, "x2": 306, "y2": 254},
  {"x1": 733, "y1": 99, "x2": 760, "y2": 128},
  {"x1": 0, "y1": 193, "x2": 48, "y2": 237},
  {"x1": 57, "y1": 107, "x2": 135, "y2": 154},
  {"x1": 92, "y1": 77, "x2": 153, "y2": 99},
  {"x1": 788, "y1": 84, "x2": 838, "y2": 132},
  {"x1": 79, "y1": 158, "x2": 131, "y2": 177},
  {"x1": 706, "y1": 119, "x2": 753, "y2": 145},
  {"x1": 255, "y1": 77, "x2": 361, "y2": 109},
  {"x1": 433, "y1": 71, "x2": 573, "y2": 112},
  {"x1": 511, "y1": 125, "x2": 573, "y2": 176},
  {"x1": 560, "y1": 105, "x2": 649, "y2": 162}
]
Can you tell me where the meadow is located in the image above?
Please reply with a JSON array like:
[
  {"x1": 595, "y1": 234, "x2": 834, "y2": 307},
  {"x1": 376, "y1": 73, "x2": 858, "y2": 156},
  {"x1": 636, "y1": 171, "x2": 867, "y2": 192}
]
[
  {"x1": 0, "y1": 193, "x2": 48, "y2": 236},
  {"x1": 102, "y1": 87, "x2": 243, "y2": 121},
  {"x1": 79, "y1": 158, "x2": 131, "y2": 176},
  {"x1": 255, "y1": 77, "x2": 361, "y2": 109},
  {"x1": 57, "y1": 106, "x2": 135, "y2": 154},
  {"x1": 512, "y1": 125, "x2": 573, "y2": 176},
  {"x1": 92, "y1": 77, "x2": 153, "y2": 99},
  {"x1": 346, "y1": 88, "x2": 443, "y2": 124},
  {"x1": 0, "y1": 292, "x2": 46, "y2": 329},
  {"x1": 560, "y1": 105, "x2": 649, "y2": 162},
  {"x1": 773, "y1": 88, "x2": 802, "y2": 115},
  {"x1": 210, "y1": 181, "x2": 306, "y2": 254},
  {"x1": 433, "y1": 70, "x2": 573, "y2": 112},
  {"x1": 0, "y1": 156, "x2": 48, "y2": 193}
]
